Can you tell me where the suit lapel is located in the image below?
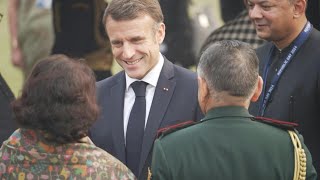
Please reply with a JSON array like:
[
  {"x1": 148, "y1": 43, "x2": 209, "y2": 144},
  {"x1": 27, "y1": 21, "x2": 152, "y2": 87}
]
[
  {"x1": 110, "y1": 73, "x2": 126, "y2": 162},
  {"x1": 138, "y1": 59, "x2": 176, "y2": 174}
]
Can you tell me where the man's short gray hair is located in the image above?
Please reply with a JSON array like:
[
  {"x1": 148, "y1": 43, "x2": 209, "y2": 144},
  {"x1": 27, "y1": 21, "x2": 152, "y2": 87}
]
[{"x1": 197, "y1": 40, "x2": 259, "y2": 98}]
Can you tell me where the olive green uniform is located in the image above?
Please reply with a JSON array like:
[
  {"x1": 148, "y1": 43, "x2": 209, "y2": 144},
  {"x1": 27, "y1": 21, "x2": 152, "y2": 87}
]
[{"x1": 151, "y1": 106, "x2": 317, "y2": 180}]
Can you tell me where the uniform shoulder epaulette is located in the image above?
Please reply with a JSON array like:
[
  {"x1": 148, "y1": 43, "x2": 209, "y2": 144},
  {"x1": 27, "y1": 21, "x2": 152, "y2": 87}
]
[
  {"x1": 156, "y1": 120, "x2": 197, "y2": 139},
  {"x1": 252, "y1": 116, "x2": 298, "y2": 130}
]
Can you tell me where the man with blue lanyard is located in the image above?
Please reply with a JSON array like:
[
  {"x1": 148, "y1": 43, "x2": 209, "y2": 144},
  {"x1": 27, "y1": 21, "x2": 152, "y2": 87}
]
[{"x1": 246, "y1": 0, "x2": 320, "y2": 175}]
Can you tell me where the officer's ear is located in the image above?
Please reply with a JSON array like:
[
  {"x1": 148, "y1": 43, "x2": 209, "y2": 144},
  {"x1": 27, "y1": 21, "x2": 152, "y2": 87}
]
[
  {"x1": 251, "y1": 76, "x2": 263, "y2": 102},
  {"x1": 198, "y1": 76, "x2": 210, "y2": 113}
]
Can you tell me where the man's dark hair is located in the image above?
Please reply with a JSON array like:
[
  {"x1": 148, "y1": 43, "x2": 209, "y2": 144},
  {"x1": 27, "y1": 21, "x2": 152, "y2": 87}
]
[
  {"x1": 102, "y1": 0, "x2": 163, "y2": 26},
  {"x1": 198, "y1": 40, "x2": 259, "y2": 98},
  {"x1": 11, "y1": 54, "x2": 99, "y2": 144}
]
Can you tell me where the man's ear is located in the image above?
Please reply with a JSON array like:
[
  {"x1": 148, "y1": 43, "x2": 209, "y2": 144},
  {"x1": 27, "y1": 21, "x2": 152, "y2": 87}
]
[
  {"x1": 198, "y1": 76, "x2": 210, "y2": 98},
  {"x1": 156, "y1": 23, "x2": 166, "y2": 44},
  {"x1": 251, "y1": 76, "x2": 263, "y2": 102},
  {"x1": 293, "y1": 0, "x2": 307, "y2": 18},
  {"x1": 198, "y1": 76, "x2": 210, "y2": 114}
]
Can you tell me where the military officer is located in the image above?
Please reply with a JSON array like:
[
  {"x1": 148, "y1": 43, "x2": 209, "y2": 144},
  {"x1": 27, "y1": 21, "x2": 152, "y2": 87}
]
[{"x1": 150, "y1": 40, "x2": 318, "y2": 180}]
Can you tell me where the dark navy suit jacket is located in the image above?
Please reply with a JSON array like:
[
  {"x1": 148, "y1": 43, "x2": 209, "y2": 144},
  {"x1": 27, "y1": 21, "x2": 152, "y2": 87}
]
[
  {"x1": 90, "y1": 58, "x2": 203, "y2": 179},
  {"x1": 0, "y1": 74, "x2": 16, "y2": 145}
]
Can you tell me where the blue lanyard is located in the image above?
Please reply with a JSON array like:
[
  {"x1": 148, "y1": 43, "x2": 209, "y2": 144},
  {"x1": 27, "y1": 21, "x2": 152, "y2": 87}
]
[{"x1": 259, "y1": 22, "x2": 313, "y2": 116}]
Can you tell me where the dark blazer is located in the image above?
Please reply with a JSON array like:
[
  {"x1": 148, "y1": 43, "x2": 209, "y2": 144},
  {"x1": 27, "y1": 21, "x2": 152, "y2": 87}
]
[
  {"x1": 249, "y1": 28, "x2": 320, "y2": 175},
  {"x1": 0, "y1": 74, "x2": 16, "y2": 145},
  {"x1": 90, "y1": 58, "x2": 203, "y2": 179}
]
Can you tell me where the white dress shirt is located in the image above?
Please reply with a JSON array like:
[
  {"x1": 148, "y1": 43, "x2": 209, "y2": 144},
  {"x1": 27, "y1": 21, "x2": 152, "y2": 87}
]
[{"x1": 123, "y1": 53, "x2": 164, "y2": 140}]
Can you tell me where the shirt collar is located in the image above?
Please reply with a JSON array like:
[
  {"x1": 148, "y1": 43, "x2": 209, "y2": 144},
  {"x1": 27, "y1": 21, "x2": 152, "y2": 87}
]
[
  {"x1": 125, "y1": 53, "x2": 164, "y2": 90},
  {"x1": 276, "y1": 42, "x2": 294, "y2": 54}
]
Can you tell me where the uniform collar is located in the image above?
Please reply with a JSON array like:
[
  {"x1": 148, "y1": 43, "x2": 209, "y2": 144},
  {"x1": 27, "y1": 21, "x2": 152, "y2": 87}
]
[{"x1": 201, "y1": 106, "x2": 253, "y2": 122}]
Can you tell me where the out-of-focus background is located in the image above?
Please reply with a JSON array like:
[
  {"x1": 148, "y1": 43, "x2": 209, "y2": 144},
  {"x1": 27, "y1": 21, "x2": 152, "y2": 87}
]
[
  {"x1": 0, "y1": 1, "x2": 23, "y2": 96},
  {"x1": 1, "y1": 0, "x2": 320, "y2": 97},
  {"x1": 0, "y1": 0, "x2": 222, "y2": 97}
]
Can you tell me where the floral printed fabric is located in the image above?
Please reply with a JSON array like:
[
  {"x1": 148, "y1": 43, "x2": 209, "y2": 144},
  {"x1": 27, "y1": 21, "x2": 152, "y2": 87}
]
[{"x1": 0, "y1": 129, "x2": 136, "y2": 180}]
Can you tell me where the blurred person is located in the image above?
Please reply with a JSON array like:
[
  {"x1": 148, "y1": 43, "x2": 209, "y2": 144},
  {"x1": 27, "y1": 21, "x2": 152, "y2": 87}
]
[
  {"x1": 89, "y1": 0, "x2": 203, "y2": 179},
  {"x1": 200, "y1": 0, "x2": 266, "y2": 55},
  {"x1": 220, "y1": 0, "x2": 246, "y2": 22},
  {"x1": 246, "y1": 0, "x2": 320, "y2": 174},
  {"x1": 0, "y1": 55, "x2": 136, "y2": 179},
  {"x1": 0, "y1": 14, "x2": 17, "y2": 145},
  {"x1": 51, "y1": 0, "x2": 113, "y2": 81},
  {"x1": 150, "y1": 40, "x2": 317, "y2": 180},
  {"x1": 0, "y1": 74, "x2": 16, "y2": 146},
  {"x1": 8, "y1": 0, "x2": 54, "y2": 79},
  {"x1": 200, "y1": 9, "x2": 266, "y2": 55},
  {"x1": 159, "y1": 0, "x2": 196, "y2": 68},
  {"x1": 306, "y1": 0, "x2": 320, "y2": 30}
]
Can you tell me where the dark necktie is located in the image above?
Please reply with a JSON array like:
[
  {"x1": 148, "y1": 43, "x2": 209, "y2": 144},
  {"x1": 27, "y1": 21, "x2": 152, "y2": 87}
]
[{"x1": 126, "y1": 81, "x2": 147, "y2": 176}]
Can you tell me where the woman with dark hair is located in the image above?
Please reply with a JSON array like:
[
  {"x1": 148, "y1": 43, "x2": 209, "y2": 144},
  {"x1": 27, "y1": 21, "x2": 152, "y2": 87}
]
[{"x1": 0, "y1": 55, "x2": 135, "y2": 179}]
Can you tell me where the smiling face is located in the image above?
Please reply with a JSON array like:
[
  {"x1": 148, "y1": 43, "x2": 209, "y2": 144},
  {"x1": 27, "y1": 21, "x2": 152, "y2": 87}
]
[
  {"x1": 247, "y1": 0, "x2": 296, "y2": 43},
  {"x1": 106, "y1": 14, "x2": 165, "y2": 79}
]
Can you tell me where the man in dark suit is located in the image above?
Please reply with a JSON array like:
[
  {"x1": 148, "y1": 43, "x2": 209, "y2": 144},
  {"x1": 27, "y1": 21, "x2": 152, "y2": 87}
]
[
  {"x1": 89, "y1": 0, "x2": 203, "y2": 179},
  {"x1": 151, "y1": 40, "x2": 318, "y2": 180},
  {"x1": 246, "y1": 0, "x2": 320, "y2": 174}
]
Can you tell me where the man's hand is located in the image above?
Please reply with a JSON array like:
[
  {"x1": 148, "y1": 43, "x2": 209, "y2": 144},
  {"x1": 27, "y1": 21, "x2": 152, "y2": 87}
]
[{"x1": 11, "y1": 45, "x2": 24, "y2": 68}]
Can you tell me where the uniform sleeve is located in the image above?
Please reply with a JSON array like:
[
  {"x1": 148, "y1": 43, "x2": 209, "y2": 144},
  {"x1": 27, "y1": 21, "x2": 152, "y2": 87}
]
[
  {"x1": 297, "y1": 132, "x2": 318, "y2": 180},
  {"x1": 151, "y1": 139, "x2": 172, "y2": 180}
]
